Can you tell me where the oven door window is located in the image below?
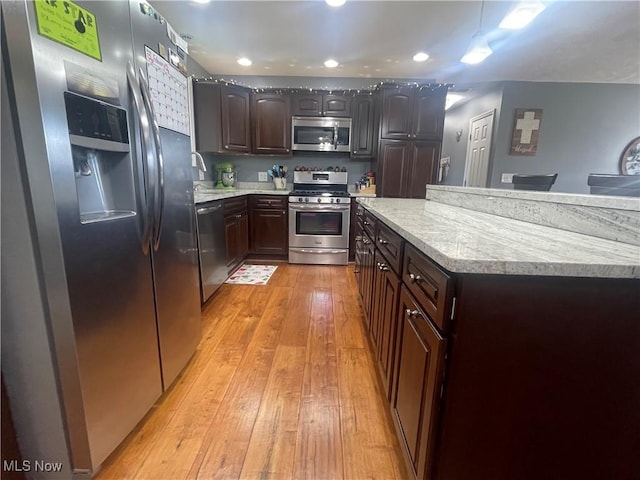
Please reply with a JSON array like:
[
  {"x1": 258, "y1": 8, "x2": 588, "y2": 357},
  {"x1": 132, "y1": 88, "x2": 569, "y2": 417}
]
[{"x1": 296, "y1": 211, "x2": 343, "y2": 236}]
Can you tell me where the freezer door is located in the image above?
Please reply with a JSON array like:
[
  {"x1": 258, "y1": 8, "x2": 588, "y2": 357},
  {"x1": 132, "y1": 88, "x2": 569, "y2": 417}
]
[
  {"x1": 3, "y1": 0, "x2": 164, "y2": 472},
  {"x1": 129, "y1": 1, "x2": 202, "y2": 389}
]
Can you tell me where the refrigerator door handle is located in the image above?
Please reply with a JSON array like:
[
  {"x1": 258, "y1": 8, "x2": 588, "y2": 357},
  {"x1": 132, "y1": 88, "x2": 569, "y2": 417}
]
[
  {"x1": 126, "y1": 61, "x2": 154, "y2": 254},
  {"x1": 138, "y1": 68, "x2": 165, "y2": 251}
]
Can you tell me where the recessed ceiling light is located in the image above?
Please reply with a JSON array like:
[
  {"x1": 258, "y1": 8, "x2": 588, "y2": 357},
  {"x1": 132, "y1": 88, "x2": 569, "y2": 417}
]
[
  {"x1": 413, "y1": 52, "x2": 429, "y2": 62},
  {"x1": 326, "y1": 0, "x2": 346, "y2": 6},
  {"x1": 324, "y1": 59, "x2": 339, "y2": 68},
  {"x1": 237, "y1": 57, "x2": 252, "y2": 66},
  {"x1": 193, "y1": 0, "x2": 210, "y2": 4}
]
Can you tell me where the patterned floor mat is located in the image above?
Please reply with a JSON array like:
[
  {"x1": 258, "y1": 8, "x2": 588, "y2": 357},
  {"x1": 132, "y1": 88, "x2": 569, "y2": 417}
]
[{"x1": 224, "y1": 264, "x2": 278, "y2": 285}]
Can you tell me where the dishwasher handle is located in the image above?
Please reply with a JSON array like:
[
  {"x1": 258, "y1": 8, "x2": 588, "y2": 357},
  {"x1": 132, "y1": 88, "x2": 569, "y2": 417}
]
[{"x1": 197, "y1": 204, "x2": 224, "y2": 215}]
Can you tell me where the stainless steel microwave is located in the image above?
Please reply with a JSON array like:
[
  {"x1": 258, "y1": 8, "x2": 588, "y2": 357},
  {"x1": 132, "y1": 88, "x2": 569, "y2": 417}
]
[{"x1": 291, "y1": 116, "x2": 352, "y2": 152}]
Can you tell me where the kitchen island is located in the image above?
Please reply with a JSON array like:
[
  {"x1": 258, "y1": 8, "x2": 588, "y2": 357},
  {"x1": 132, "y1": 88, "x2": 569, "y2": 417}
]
[{"x1": 354, "y1": 187, "x2": 639, "y2": 480}]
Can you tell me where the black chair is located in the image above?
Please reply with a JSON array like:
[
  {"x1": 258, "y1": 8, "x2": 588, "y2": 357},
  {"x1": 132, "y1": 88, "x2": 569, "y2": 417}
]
[
  {"x1": 587, "y1": 174, "x2": 640, "y2": 197},
  {"x1": 512, "y1": 173, "x2": 558, "y2": 191}
]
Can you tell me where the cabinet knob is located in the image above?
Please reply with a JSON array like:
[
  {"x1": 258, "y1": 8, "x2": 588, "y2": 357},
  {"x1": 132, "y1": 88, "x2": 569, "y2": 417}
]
[
  {"x1": 356, "y1": 212, "x2": 363, "y2": 217},
  {"x1": 409, "y1": 273, "x2": 422, "y2": 283},
  {"x1": 363, "y1": 221, "x2": 370, "y2": 225},
  {"x1": 378, "y1": 264, "x2": 389, "y2": 271},
  {"x1": 236, "y1": 214, "x2": 242, "y2": 219},
  {"x1": 378, "y1": 238, "x2": 389, "y2": 245},
  {"x1": 405, "y1": 309, "x2": 420, "y2": 318}
]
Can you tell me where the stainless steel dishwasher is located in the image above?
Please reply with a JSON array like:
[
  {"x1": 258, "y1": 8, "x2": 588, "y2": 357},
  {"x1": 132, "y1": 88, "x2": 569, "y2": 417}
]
[{"x1": 196, "y1": 201, "x2": 227, "y2": 303}]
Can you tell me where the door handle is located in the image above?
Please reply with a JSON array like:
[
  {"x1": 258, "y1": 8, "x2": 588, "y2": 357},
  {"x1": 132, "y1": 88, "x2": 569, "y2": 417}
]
[
  {"x1": 138, "y1": 68, "x2": 165, "y2": 251},
  {"x1": 127, "y1": 61, "x2": 154, "y2": 255}
]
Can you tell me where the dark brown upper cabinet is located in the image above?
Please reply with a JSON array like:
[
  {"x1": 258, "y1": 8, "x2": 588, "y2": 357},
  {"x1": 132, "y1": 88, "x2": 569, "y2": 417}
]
[
  {"x1": 291, "y1": 93, "x2": 352, "y2": 117},
  {"x1": 351, "y1": 93, "x2": 377, "y2": 158},
  {"x1": 378, "y1": 139, "x2": 440, "y2": 198},
  {"x1": 251, "y1": 93, "x2": 291, "y2": 155},
  {"x1": 193, "y1": 82, "x2": 251, "y2": 153},
  {"x1": 380, "y1": 85, "x2": 447, "y2": 141}
]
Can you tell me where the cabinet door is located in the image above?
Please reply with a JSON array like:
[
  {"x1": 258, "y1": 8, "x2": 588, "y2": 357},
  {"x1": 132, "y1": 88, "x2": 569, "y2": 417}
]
[
  {"x1": 376, "y1": 261, "x2": 401, "y2": 399},
  {"x1": 193, "y1": 82, "x2": 223, "y2": 152},
  {"x1": 348, "y1": 198, "x2": 357, "y2": 261},
  {"x1": 252, "y1": 93, "x2": 291, "y2": 154},
  {"x1": 291, "y1": 93, "x2": 323, "y2": 116},
  {"x1": 225, "y1": 215, "x2": 239, "y2": 271},
  {"x1": 221, "y1": 85, "x2": 251, "y2": 152},
  {"x1": 378, "y1": 139, "x2": 411, "y2": 198},
  {"x1": 406, "y1": 142, "x2": 440, "y2": 199},
  {"x1": 351, "y1": 94, "x2": 376, "y2": 158},
  {"x1": 238, "y1": 212, "x2": 249, "y2": 260},
  {"x1": 323, "y1": 94, "x2": 352, "y2": 117},
  {"x1": 412, "y1": 87, "x2": 447, "y2": 140},
  {"x1": 380, "y1": 86, "x2": 414, "y2": 139},
  {"x1": 250, "y1": 209, "x2": 288, "y2": 255},
  {"x1": 392, "y1": 287, "x2": 446, "y2": 480},
  {"x1": 370, "y1": 250, "x2": 386, "y2": 349}
]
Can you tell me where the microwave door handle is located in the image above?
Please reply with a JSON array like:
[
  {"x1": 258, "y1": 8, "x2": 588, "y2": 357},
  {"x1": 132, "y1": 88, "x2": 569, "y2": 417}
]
[{"x1": 333, "y1": 125, "x2": 339, "y2": 150}]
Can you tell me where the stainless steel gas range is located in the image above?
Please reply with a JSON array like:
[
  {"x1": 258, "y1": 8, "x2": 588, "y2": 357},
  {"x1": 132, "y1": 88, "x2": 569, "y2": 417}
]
[{"x1": 288, "y1": 171, "x2": 351, "y2": 265}]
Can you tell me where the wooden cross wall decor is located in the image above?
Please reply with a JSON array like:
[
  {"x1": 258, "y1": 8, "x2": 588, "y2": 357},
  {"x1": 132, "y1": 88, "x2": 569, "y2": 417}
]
[{"x1": 510, "y1": 108, "x2": 543, "y2": 156}]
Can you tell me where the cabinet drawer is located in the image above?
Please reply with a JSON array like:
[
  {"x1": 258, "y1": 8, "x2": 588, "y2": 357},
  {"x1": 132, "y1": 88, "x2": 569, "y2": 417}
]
[
  {"x1": 402, "y1": 243, "x2": 453, "y2": 332},
  {"x1": 376, "y1": 222, "x2": 404, "y2": 275},
  {"x1": 250, "y1": 195, "x2": 287, "y2": 210},
  {"x1": 224, "y1": 196, "x2": 248, "y2": 216},
  {"x1": 363, "y1": 209, "x2": 377, "y2": 239}
]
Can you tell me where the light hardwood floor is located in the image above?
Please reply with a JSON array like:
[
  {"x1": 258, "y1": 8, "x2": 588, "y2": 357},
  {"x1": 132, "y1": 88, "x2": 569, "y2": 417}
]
[{"x1": 96, "y1": 264, "x2": 407, "y2": 480}]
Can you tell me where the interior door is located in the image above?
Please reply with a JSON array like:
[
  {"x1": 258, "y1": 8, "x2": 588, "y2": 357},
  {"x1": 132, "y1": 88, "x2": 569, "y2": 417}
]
[{"x1": 463, "y1": 110, "x2": 495, "y2": 188}]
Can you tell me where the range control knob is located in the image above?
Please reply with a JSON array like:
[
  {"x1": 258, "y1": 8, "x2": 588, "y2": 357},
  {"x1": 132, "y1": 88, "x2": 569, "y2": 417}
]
[
  {"x1": 330, "y1": 198, "x2": 335, "y2": 203},
  {"x1": 298, "y1": 197, "x2": 303, "y2": 202},
  {"x1": 336, "y1": 198, "x2": 341, "y2": 203},
  {"x1": 304, "y1": 197, "x2": 309, "y2": 203},
  {"x1": 317, "y1": 198, "x2": 322, "y2": 203}
]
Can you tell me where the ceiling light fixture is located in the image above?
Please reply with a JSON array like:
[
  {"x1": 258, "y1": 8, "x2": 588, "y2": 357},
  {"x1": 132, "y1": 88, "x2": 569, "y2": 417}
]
[
  {"x1": 412, "y1": 52, "x2": 429, "y2": 62},
  {"x1": 325, "y1": 0, "x2": 346, "y2": 7},
  {"x1": 192, "y1": 0, "x2": 211, "y2": 4},
  {"x1": 499, "y1": 1, "x2": 546, "y2": 30},
  {"x1": 324, "y1": 59, "x2": 339, "y2": 68},
  {"x1": 460, "y1": 0, "x2": 493, "y2": 65},
  {"x1": 237, "y1": 57, "x2": 252, "y2": 66}
]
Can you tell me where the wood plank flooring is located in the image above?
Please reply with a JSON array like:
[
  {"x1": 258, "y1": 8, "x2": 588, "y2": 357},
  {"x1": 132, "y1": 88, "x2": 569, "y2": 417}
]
[{"x1": 96, "y1": 264, "x2": 407, "y2": 480}]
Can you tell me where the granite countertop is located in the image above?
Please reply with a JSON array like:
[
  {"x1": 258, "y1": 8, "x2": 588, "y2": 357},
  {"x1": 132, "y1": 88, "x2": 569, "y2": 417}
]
[
  {"x1": 194, "y1": 186, "x2": 376, "y2": 204},
  {"x1": 357, "y1": 197, "x2": 640, "y2": 279}
]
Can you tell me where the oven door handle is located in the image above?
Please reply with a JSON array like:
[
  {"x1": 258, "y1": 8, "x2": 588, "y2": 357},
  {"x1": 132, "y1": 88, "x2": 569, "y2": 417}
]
[
  {"x1": 289, "y1": 204, "x2": 350, "y2": 212},
  {"x1": 290, "y1": 248, "x2": 348, "y2": 255}
]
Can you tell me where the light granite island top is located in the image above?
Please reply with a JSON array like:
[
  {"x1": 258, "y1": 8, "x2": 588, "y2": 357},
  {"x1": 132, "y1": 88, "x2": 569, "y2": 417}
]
[{"x1": 356, "y1": 197, "x2": 640, "y2": 279}]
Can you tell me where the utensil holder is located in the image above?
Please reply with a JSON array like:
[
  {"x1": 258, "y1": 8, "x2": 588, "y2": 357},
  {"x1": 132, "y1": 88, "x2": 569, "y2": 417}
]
[{"x1": 273, "y1": 178, "x2": 287, "y2": 190}]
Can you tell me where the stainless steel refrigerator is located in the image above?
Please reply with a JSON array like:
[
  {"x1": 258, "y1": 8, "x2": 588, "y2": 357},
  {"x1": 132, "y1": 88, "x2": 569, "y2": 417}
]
[{"x1": 1, "y1": 0, "x2": 201, "y2": 474}]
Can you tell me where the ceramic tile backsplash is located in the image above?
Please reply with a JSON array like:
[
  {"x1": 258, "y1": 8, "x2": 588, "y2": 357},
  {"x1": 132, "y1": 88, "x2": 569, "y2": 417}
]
[{"x1": 195, "y1": 152, "x2": 373, "y2": 186}]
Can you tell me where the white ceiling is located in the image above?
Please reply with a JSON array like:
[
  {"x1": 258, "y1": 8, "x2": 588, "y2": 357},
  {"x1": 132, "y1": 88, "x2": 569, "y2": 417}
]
[{"x1": 153, "y1": 0, "x2": 640, "y2": 85}]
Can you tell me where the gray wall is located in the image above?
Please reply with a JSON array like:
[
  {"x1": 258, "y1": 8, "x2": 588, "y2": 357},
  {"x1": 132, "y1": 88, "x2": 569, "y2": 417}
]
[
  {"x1": 441, "y1": 83, "x2": 504, "y2": 186},
  {"x1": 444, "y1": 81, "x2": 640, "y2": 194},
  {"x1": 492, "y1": 82, "x2": 640, "y2": 193},
  {"x1": 201, "y1": 152, "x2": 373, "y2": 187}
]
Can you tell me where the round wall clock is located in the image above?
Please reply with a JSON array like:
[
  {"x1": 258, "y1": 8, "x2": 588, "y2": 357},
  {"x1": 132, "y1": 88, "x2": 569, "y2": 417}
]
[{"x1": 620, "y1": 137, "x2": 640, "y2": 175}]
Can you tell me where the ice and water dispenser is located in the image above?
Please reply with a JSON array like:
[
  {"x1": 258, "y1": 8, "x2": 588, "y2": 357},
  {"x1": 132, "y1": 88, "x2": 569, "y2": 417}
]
[{"x1": 64, "y1": 92, "x2": 136, "y2": 223}]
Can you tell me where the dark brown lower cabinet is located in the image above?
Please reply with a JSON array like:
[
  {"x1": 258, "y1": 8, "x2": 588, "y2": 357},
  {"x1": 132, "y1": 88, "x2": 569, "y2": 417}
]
[
  {"x1": 391, "y1": 286, "x2": 446, "y2": 480},
  {"x1": 224, "y1": 197, "x2": 249, "y2": 273},
  {"x1": 249, "y1": 195, "x2": 288, "y2": 255},
  {"x1": 372, "y1": 254, "x2": 401, "y2": 399},
  {"x1": 224, "y1": 211, "x2": 248, "y2": 273}
]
